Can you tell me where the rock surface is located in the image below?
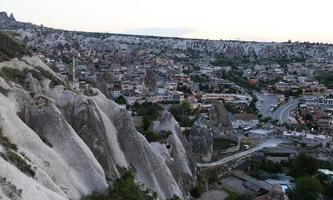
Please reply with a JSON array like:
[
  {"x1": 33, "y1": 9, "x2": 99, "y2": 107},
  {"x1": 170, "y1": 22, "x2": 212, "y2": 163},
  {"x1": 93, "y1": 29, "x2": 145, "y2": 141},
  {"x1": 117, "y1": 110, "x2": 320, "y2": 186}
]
[
  {"x1": 0, "y1": 56, "x2": 189, "y2": 200},
  {"x1": 209, "y1": 101, "x2": 233, "y2": 137},
  {"x1": 153, "y1": 111, "x2": 195, "y2": 193},
  {"x1": 189, "y1": 115, "x2": 213, "y2": 162}
]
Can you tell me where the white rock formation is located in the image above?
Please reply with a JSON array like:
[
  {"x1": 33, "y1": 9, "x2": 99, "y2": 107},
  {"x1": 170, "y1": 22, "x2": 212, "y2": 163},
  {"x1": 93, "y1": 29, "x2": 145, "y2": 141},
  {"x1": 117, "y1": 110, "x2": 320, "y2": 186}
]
[{"x1": 0, "y1": 56, "x2": 189, "y2": 200}]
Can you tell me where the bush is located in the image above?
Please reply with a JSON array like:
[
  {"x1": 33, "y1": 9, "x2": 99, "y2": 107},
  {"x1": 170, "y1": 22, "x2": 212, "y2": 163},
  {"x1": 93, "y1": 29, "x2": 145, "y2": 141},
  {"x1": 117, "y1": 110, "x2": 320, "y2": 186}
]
[
  {"x1": 315, "y1": 71, "x2": 333, "y2": 89},
  {"x1": 247, "y1": 159, "x2": 282, "y2": 180},
  {"x1": 287, "y1": 176, "x2": 323, "y2": 200},
  {"x1": 130, "y1": 102, "x2": 162, "y2": 141},
  {"x1": 115, "y1": 96, "x2": 127, "y2": 105},
  {"x1": 213, "y1": 138, "x2": 237, "y2": 151},
  {"x1": 82, "y1": 171, "x2": 155, "y2": 200},
  {"x1": 289, "y1": 153, "x2": 319, "y2": 177},
  {"x1": 6, "y1": 151, "x2": 35, "y2": 177},
  {"x1": 0, "y1": 130, "x2": 17, "y2": 151},
  {"x1": 138, "y1": 129, "x2": 171, "y2": 143},
  {"x1": 189, "y1": 185, "x2": 202, "y2": 198}
]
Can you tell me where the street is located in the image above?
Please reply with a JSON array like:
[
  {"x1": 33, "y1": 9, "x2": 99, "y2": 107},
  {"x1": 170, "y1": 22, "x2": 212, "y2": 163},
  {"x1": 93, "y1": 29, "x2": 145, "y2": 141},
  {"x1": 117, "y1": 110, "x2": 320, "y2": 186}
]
[
  {"x1": 272, "y1": 98, "x2": 300, "y2": 125},
  {"x1": 197, "y1": 138, "x2": 284, "y2": 168}
]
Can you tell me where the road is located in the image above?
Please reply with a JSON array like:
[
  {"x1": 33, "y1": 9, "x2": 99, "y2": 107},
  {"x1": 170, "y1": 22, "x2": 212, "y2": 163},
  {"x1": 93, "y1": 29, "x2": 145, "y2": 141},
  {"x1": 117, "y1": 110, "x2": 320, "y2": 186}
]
[
  {"x1": 256, "y1": 93, "x2": 279, "y2": 118},
  {"x1": 196, "y1": 138, "x2": 284, "y2": 168},
  {"x1": 272, "y1": 98, "x2": 300, "y2": 125}
]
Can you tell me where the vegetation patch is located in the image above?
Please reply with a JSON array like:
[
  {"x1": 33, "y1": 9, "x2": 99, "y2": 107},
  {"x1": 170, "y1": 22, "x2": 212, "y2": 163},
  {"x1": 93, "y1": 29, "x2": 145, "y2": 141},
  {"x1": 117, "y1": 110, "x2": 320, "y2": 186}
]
[
  {"x1": 289, "y1": 153, "x2": 319, "y2": 178},
  {"x1": 0, "y1": 130, "x2": 18, "y2": 151},
  {"x1": 130, "y1": 102, "x2": 168, "y2": 142},
  {"x1": 1, "y1": 151, "x2": 35, "y2": 177},
  {"x1": 82, "y1": 171, "x2": 157, "y2": 200},
  {"x1": 246, "y1": 159, "x2": 283, "y2": 180},
  {"x1": 0, "y1": 130, "x2": 35, "y2": 177},
  {"x1": 286, "y1": 176, "x2": 323, "y2": 200},
  {"x1": 169, "y1": 101, "x2": 195, "y2": 127},
  {"x1": 114, "y1": 96, "x2": 127, "y2": 105},
  {"x1": 213, "y1": 138, "x2": 237, "y2": 152},
  {"x1": 315, "y1": 71, "x2": 333, "y2": 89}
]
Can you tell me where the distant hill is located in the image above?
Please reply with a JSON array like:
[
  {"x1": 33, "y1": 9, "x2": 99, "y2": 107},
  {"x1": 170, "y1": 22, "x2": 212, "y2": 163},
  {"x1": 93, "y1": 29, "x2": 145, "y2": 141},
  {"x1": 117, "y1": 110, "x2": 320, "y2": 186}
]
[{"x1": 0, "y1": 32, "x2": 30, "y2": 62}]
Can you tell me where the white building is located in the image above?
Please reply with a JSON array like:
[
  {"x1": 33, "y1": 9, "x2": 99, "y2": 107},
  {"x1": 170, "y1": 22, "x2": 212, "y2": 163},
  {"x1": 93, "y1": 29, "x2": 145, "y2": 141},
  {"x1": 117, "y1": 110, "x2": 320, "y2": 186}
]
[{"x1": 232, "y1": 113, "x2": 259, "y2": 129}]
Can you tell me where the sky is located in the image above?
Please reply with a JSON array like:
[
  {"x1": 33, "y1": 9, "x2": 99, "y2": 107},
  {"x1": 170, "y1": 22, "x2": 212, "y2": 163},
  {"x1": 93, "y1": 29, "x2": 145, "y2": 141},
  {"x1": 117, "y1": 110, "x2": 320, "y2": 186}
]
[{"x1": 2, "y1": 0, "x2": 333, "y2": 43}]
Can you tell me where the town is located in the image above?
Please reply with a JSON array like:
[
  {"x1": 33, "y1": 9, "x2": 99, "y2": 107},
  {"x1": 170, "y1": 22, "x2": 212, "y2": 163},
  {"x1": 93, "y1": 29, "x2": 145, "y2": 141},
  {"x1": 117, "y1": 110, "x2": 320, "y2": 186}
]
[{"x1": 1, "y1": 11, "x2": 333, "y2": 200}]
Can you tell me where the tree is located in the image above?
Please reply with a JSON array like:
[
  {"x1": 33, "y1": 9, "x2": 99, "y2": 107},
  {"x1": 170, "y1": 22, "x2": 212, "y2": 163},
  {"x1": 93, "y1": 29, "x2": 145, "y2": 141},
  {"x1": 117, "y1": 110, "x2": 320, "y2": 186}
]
[
  {"x1": 169, "y1": 101, "x2": 193, "y2": 127},
  {"x1": 290, "y1": 153, "x2": 319, "y2": 177},
  {"x1": 287, "y1": 176, "x2": 323, "y2": 200},
  {"x1": 189, "y1": 186, "x2": 202, "y2": 198},
  {"x1": 115, "y1": 96, "x2": 127, "y2": 105}
]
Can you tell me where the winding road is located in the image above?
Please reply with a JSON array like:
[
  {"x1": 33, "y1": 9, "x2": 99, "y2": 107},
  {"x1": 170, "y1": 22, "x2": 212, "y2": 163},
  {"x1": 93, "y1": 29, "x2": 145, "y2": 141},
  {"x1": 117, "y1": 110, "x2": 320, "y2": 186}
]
[
  {"x1": 197, "y1": 138, "x2": 284, "y2": 168},
  {"x1": 272, "y1": 98, "x2": 300, "y2": 124}
]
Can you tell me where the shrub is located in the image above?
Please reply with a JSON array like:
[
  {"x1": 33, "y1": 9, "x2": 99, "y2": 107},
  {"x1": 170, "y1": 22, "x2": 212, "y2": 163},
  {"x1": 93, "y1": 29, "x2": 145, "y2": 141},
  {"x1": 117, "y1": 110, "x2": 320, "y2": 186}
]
[
  {"x1": 5, "y1": 151, "x2": 35, "y2": 177},
  {"x1": 289, "y1": 153, "x2": 319, "y2": 177},
  {"x1": 287, "y1": 176, "x2": 323, "y2": 200},
  {"x1": 189, "y1": 185, "x2": 202, "y2": 198},
  {"x1": 82, "y1": 171, "x2": 156, "y2": 200},
  {"x1": 0, "y1": 130, "x2": 17, "y2": 151},
  {"x1": 115, "y1": 96, "x2": 127, "y2": 105}
]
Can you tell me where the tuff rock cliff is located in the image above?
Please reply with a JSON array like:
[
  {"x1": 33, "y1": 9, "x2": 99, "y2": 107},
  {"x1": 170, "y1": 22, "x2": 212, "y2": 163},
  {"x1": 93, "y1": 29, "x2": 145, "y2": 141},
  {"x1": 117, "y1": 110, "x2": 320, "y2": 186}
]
[
  {"x1": 0, "y1": 34, "x2": 193, "y2": 200},
  {"x1": 189, "y1": 115, "x2": 213, "y2": 162},
  {"x1": 189, "y1": 101, "x2": 233, "y2": 162}
]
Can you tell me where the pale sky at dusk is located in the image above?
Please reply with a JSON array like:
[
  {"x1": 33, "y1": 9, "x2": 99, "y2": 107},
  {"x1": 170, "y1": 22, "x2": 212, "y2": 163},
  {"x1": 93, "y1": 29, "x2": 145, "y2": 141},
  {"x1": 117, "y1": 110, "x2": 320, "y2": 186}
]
[{"x1": 2, "y1": 0, "x2": 333, "y2": 43}]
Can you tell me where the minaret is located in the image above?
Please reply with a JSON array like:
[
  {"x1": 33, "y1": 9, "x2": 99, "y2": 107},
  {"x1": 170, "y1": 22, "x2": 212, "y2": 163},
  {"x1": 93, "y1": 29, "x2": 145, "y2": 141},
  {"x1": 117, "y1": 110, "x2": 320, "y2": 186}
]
[{"x1": 72, "y1": 54, "x2": 76, "y2": 82}]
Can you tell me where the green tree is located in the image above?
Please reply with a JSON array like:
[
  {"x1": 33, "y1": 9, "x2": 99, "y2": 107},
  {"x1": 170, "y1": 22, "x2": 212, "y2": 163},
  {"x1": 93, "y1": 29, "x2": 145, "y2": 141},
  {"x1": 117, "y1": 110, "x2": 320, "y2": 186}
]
[
  {"x1": 290, "y1": 153, "x2": 319, "y2": 177},
  {"x1": 287, "y1": 176, "x2": 323, "y2": 200},
  {"x1": 189, "y1": 186, "x2": 202, "y2": 198},
  {"x1": 115, "y1": 96, "x2": 127, "y2": 105},
  {"x1": 169, "y1": 101, "x2": 193, "y2": 127}
]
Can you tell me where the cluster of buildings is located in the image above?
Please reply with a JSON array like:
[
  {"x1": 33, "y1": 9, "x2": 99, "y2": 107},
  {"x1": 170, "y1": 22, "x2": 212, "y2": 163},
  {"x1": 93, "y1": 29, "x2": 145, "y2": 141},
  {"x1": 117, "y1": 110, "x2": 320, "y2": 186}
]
[
  {"x1": 40, "y1": 41, "x2": 256, "y2": 112},
  {"x1": 240, "y1": 62, "x2": 329, "y2": 96},
  {"x1": 298, "y1": 97, "x2": 333, "y2": 132},
  {"x1": 282, "y1": 131, "x2": 333, "y2": 148}
]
